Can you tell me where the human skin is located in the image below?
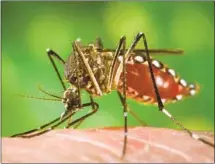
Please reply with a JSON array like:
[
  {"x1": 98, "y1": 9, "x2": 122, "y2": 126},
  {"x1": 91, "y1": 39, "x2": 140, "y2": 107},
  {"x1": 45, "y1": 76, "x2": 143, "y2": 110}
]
[{"x1": 2, "y1": 127, "x2": 214, "y2": 163}]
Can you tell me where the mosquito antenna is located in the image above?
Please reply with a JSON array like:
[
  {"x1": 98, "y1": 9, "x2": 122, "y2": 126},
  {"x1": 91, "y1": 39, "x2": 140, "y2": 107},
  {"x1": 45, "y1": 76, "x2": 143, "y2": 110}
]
[
  {"x1": 38, "y1": 85, "x2": 62, "y2": 99},
  {"x1": 16, "y1": 85, "x2": 63, "y2": 102},
  {"x1": 16, "y1": 94, "x2": 61, "y2": 101}
]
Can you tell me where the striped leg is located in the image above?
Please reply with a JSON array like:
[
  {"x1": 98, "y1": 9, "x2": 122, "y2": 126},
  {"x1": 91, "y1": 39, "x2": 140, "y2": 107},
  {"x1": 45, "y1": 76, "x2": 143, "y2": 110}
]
[
  {"x1": 114, "y1": 32, "x2": 214, "y2": 156},
  {"x1": 127, "y1": 106, "x2": 147, "y2": 126},
  {"x1": 138, "y1": 32, "x2": 214, "y2": 148},
  {"x1": 121, "y1": 39, "x2": 128, "y2": 158},
  {"x1": 46, "y1": 49, "x2": 66, "y2": 91},
  {"x1": 110, "y1": 36, "x2": 147, "y2": 158},
  {"x1": 107, "y1": 36, "x2": 128, "y2": 158},
  {"x1": 11, "y1": 110, "x2": 74, "y2": 138}
]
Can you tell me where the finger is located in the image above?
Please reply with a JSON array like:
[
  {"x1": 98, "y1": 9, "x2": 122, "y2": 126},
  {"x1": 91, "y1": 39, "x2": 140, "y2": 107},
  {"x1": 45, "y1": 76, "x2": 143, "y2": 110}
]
[{"x1": 2, "y1": 127, "x2": 214, "y2": 163}]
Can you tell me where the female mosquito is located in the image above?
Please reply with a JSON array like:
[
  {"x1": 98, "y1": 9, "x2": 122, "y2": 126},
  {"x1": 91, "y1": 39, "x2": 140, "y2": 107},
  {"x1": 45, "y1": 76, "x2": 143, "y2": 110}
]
[{"x1": 11, "y1": 32, "x2": 214, "y2": 159}]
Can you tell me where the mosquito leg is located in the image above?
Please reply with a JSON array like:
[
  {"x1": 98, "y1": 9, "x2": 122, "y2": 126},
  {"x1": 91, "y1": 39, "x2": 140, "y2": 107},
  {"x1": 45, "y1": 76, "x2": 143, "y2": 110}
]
[
  {"x1": 120, "y1": 41, "x2": 129, "y2": 158},
  {"x1": 134, "y1": 32, "x2": 214, "y2": 148},
  {"x1": 12, "y1": 50, "x2": 66, "y2": 137},
  {"x1": 108, "y1": 36, "x2": 148, "y2": 158},
  {"x1": 117, "y1": 90, "x2": 128, "y2": 159},
  {"x1": 11, "y1": 111, "x2": 67, "y2": 137},
  {"x1": 95, "y1": 37, "x2": 104, "y2": 49},
  {"x1": 19, "y1": 110, "x2": 76, "y2": 138},
  {"x1": 73, "y1": 41, "x2": 103, "y2": 96},
  {"x1": 11, "y1": 98, "x2": 91, "y2": 137},
  {"x1": 97, "y1": 48, "x2": 184, "y2": 55},
  {"x1": 107, "y1": 36, "x2": 126, "y2": 91},
  {"x1": 128, "y1": 108, "x2": 148, "y2": 126},
  {"x1": 66, "y1": 117, "x2": 85, "y2": 129},
  {"x1": 66, "y1": 114, "x2": 85, "y2": 129},
  {"x1": 117, "y1": 91, "x2": 148, "y2": 126},
  {"x1": 46, "y1": 49, "x2": 66, "y2": 91},
  {"x1": 65, "y1": 108, "x2": 98, "y2": 129},
  {"x1": 105, "y1": 36, "x2": 129, "y2": 158},
  {"x1": 14, "y1": 101, "x2": 96, "y2": 138},
  {"x1": 133, "y1": 49, "x2": 184, "y2": 55},
  {"x1": 73, "y1": 119, "x2": 85, "y2": 129},
  {"x1": 66, "y1": 115, "x2": 73, "y2": 128}
]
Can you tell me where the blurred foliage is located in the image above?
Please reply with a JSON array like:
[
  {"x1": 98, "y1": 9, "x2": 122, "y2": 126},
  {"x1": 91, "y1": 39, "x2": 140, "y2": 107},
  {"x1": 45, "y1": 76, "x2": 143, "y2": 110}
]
[{"x1": 2, "y1": 2, "x2": 214, "y2": 137}]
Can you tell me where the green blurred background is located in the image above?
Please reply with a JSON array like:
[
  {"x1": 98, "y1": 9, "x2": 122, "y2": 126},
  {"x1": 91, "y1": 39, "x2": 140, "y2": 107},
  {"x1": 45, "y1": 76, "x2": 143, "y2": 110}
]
[{"x1": 2, "y1": 2, "x2": 214, "y2": 137}]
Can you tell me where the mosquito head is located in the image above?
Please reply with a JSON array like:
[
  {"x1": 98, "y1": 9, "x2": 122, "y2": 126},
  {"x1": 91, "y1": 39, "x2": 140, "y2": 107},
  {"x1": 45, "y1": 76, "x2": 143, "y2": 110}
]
[{"x1": 62, "y1": 87, "x2": 80, "y2": 111}]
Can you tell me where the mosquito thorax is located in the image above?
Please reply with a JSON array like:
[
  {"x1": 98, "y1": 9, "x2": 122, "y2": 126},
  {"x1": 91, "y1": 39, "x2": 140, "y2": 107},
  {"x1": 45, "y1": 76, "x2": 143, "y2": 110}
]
[
  {"x1": 64, "y1": 43, "x2": 114, "y2": 96},
  {"x1": 62, "y1": 87, "x2": 80, "y2": 110}
]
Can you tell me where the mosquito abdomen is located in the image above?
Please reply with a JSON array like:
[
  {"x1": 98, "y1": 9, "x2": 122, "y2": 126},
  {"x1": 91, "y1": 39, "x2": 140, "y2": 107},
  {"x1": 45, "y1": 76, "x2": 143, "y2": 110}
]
[{"x1": 117, "y1": 56, "x2": 199, "y2": 105}]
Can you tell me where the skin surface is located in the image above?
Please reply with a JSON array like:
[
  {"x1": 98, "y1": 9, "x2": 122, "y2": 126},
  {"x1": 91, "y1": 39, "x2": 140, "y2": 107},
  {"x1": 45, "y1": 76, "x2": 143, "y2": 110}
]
[{"x1": 2, "y1": 127, "x2": 214, "y2": 163}]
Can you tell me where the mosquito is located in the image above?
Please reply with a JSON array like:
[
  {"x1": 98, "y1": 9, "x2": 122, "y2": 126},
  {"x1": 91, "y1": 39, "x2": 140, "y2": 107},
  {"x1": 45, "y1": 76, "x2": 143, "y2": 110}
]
[{"x1": 11, "y1": 32, "x2": 214, "y2": 159}]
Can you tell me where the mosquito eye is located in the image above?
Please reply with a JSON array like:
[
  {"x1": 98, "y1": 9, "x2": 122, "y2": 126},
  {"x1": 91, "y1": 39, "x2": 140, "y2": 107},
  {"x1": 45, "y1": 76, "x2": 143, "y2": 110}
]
[
  {"x1": 69, "y1": 76, "x2": 77, "y2": 83},
  {"x1": 62, "y1": 98, "x2": 66, "y2": 103}
]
